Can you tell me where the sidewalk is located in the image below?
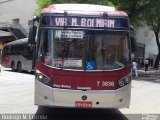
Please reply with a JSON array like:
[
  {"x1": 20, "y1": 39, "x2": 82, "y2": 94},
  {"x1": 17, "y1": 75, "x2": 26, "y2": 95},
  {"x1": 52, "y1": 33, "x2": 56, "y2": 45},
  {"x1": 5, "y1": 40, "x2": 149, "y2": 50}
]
[{"x1": 137, "y1": 67, "x2": 160, "y2": 76}]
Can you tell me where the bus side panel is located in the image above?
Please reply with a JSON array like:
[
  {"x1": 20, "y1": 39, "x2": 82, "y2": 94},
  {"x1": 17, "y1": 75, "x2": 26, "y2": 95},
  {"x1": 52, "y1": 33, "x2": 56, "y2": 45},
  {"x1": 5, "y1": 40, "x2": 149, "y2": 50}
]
[
  {"x1": 3, "y1": 55, "x2": 33, "y2": 72},
  {"x1": 1, "y1": 55, "x2": 10, "y2": 68}
]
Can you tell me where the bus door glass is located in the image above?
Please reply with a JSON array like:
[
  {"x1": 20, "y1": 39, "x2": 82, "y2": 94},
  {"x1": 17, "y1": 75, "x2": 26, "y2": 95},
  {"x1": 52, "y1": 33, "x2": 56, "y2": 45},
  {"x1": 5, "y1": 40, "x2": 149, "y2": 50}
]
[{"x1": 53, "y1": 30, "x2": 85, "y2": 70}]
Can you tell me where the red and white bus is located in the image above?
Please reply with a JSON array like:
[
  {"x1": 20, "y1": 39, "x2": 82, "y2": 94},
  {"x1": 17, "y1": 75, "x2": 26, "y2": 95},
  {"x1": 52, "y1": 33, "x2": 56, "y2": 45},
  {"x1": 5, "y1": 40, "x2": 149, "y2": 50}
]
[
  {"x1": 1, "y1": 38, "x2": 35, "y2": 72},
  {"x1": 29, "y1": 4, "x2": 135, "y2": 109}
]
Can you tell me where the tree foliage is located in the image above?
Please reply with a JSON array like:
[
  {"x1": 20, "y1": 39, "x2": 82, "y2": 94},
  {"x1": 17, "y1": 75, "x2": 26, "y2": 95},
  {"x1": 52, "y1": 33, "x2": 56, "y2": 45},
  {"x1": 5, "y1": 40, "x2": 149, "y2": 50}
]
[
  {"x1": 112, "y1": 0, "x2": 160, "y2": 68},
  {"x1": 141, "y1": 0, "x2": 160, "y2": 68}
]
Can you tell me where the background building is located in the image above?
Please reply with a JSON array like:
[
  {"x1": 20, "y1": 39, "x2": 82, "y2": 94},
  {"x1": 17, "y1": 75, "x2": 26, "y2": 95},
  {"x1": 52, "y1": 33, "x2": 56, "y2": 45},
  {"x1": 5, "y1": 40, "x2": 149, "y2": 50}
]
[
  {"x1": 0, "y1": 0, "x2": 36, "y2": 44},
  {"x1": 0, "y1": 0, "x2": 36, "y2": 32},
  {"x1": 134, "y1": 25, "x2": 158, "y2": 66},
  {"x1": 0, "y1": 0, "x2": 36, "y2": 61}
]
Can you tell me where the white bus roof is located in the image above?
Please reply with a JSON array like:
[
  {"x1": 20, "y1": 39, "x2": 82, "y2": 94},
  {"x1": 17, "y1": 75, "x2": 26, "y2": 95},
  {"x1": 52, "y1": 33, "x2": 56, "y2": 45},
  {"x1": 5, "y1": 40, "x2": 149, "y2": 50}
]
[
  {"x1": 41, "y1": 4, "x2": 128, "y2": 16},
  {"x1": 4, "y1": 38, "x2": 28, "y2": 46}
]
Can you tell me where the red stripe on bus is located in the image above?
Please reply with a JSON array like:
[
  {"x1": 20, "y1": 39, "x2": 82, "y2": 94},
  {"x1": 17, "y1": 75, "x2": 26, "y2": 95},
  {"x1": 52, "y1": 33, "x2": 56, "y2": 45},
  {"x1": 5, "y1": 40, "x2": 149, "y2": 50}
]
[{"x1": 36, "y1": 62, "x2": 131, "y2": 90}]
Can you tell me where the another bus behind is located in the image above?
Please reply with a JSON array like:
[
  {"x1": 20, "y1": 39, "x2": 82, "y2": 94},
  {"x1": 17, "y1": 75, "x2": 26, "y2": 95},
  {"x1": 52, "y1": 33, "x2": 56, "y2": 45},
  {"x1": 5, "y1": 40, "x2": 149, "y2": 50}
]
[{"x1": 1, "y1": 38, "x2": 35, "y2": 72}]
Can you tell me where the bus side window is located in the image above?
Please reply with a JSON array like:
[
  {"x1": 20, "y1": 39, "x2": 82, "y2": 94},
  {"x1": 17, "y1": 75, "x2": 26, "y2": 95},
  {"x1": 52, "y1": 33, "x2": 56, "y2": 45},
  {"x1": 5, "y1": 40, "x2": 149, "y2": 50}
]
[
  {"x1": 27, "y1": 46, "x2": 32, "y2": 57},
  {"x1": 27, "y1": 46, "x2": 31, "y2": 52}
]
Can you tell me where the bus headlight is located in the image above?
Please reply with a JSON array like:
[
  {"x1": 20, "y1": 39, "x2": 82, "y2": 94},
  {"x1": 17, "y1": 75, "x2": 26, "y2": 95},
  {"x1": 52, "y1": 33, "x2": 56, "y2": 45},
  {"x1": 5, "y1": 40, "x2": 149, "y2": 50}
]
[
  {"x1": 35, "y1": 70, "x2": 52, "y2": 87},
  {"x1": 118, "y1": 76, "x2": 131, "y2": 88},
  {"x1": 124, "y1": 77, "x2": 131, "y2": 84}
]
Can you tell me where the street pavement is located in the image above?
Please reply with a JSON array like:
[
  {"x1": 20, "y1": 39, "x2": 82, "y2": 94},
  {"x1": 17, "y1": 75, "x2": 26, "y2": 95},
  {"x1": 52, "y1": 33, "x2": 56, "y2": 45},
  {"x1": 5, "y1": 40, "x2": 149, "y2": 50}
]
[
  {"x1": 0, "y1": 67, "x2": 160, "y2": 120},
  {"x1": 120, "y1": 67, "x2": 160, "y2": 114},
  {"x1": 137, "y1": 67, "x2": 160, "y2": 83},
  {"x1": 0, "y1": 67, "x2": 38, "y2": 114}
]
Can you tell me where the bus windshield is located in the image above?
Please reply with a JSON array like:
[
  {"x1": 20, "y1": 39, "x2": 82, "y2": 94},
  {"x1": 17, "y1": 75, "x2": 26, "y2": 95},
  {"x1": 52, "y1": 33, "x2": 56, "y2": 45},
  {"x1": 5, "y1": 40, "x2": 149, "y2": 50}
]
[{"x1": 37, "y1": 29, "x2": 130, "y2": 71}]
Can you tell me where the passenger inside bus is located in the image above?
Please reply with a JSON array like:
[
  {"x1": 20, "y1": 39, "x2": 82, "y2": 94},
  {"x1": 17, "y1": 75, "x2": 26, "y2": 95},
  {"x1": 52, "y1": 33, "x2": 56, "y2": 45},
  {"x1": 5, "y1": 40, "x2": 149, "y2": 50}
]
[{"x1": 94, "y1": 34, "x2": 125, "y2": 70}]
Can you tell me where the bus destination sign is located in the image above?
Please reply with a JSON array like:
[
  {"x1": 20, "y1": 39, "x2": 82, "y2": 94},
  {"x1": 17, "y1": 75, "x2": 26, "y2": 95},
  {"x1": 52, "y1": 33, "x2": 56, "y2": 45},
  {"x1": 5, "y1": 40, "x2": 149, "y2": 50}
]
[
  {"x1": 42, "y1": 16, "x2": 128, "y2": 28},
  {"x1": 55, "y1": 17, "x2": 115, "y2": 28}
]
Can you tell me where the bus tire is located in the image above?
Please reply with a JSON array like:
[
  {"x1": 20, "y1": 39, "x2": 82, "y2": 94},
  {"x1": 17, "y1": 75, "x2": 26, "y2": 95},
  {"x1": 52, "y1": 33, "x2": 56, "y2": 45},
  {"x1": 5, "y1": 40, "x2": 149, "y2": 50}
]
[
  {"x1": 11, "y1": 61, "x2": 16, "y2": 72},
  {"x1": 17, "y1": 62, "x2": 22, "y2": 73}
]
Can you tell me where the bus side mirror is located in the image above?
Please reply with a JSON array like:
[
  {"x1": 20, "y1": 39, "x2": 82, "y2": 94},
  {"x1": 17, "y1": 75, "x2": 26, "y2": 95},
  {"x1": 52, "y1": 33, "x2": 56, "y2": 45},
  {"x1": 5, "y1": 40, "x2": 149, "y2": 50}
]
[
  {"x1": 28, "y1": 25, "x2": 37, "y2": 45},
  {"x1": 131, "y1": 37, "x2": 137, "y2": 52}
]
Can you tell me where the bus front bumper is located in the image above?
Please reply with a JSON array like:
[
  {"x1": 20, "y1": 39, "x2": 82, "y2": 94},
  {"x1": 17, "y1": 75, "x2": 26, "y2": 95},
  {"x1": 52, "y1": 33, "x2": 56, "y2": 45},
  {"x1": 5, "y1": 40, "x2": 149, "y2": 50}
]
[{"x1": 34, "y1": 80, "x2": 131, "y2": 109}]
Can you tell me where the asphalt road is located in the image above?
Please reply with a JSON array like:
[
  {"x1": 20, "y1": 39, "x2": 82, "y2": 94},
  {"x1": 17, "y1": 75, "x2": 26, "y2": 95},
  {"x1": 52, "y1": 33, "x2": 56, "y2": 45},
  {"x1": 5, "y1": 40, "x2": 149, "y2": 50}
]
[{"x1": 0, "y1": 68, "x2": 160, "y2": 120}]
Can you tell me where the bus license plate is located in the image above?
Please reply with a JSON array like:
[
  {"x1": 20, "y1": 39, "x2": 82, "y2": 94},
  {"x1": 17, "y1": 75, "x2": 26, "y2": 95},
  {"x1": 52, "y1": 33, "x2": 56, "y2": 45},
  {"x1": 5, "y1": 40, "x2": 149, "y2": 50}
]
[{"x1": 75, "y1": 101, "x2": 92, "y2": 108}]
